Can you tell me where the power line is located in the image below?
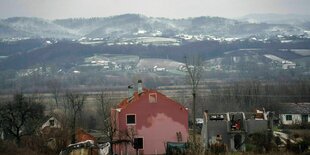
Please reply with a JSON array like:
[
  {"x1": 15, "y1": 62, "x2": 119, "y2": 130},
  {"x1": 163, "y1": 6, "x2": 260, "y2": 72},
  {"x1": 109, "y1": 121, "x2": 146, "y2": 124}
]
[
  {"x1": 163, "y1": 94, "x2": 310, "y2": 98},
  {"x1": 205, "y1": 94, "x2": 310, "y2": 98}
]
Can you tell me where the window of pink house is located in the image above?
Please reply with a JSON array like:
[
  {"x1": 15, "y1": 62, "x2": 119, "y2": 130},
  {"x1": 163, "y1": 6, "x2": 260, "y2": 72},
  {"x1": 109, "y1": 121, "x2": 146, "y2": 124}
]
[
  {"x1": 149, "y1": 93, "x2": 157, "y2": 103},
  {"x1": 126, "y1": 114, "x2": 136, "y2": 125}
]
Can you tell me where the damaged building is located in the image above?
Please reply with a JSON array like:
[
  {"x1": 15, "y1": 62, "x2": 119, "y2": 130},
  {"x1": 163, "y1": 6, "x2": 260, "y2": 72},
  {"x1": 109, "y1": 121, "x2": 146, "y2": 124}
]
[{"x1": 201, "y1": 109, "x2": 273, "y2": 152}]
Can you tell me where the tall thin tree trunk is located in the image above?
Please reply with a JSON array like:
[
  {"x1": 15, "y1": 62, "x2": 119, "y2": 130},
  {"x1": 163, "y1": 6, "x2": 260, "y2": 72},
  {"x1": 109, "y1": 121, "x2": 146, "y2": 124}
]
[
  {"x1": 192, "y1": 92, "x2": 196, "y2": 143},
  {"x1": 16, "y1": 130, "x2": 21, "y2": 147},
  {"x1": 71, "y1": 114, "x2": 76, "y2": 144}
]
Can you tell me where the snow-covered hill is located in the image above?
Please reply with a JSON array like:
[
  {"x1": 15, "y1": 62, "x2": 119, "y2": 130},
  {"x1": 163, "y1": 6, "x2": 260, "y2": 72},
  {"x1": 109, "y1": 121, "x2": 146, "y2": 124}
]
[{"x1": 0, "y1": 14, "x2": 308, "y2": 39}]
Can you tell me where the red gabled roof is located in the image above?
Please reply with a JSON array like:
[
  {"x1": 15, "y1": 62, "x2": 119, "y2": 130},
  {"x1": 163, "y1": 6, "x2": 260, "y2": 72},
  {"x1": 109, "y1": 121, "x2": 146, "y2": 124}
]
[
  {"x1": 116, "y1": 88, "x2": 187, "y2": 109},
  {"x1": 117, "y1": 88, "x2": 148, "y2": 109}
]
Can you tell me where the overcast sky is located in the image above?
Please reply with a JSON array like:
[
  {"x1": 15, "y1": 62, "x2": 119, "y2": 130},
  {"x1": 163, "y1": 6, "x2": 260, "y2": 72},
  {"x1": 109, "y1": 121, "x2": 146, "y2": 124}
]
[{"x1": 1, "y1": 0, "x2": 310, "y2": 19}]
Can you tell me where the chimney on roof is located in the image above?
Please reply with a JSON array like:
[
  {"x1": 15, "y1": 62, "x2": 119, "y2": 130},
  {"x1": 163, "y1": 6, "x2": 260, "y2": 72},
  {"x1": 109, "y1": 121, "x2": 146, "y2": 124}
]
[
  {"x1": 128, "y1": 85, "x2": 134, "y2": 99},
  {"x1": 204, "y1": 110, "x2": 208, "y2": 123},
  {"x1": 138, "y1": 80, "x2": 143, "y2": 94}
]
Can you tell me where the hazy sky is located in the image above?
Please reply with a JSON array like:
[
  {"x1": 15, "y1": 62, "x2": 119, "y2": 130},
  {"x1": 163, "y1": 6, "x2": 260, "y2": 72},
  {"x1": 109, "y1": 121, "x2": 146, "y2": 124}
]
[{"x1": 1, "y1": 0, "x2": 310, "y2": 19}]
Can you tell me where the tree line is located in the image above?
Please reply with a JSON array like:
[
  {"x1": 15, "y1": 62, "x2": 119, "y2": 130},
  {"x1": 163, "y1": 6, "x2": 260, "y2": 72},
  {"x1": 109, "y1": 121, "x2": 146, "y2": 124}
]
[{"x1": 195, "y1": 79, "x2": 310, "y2": 114}]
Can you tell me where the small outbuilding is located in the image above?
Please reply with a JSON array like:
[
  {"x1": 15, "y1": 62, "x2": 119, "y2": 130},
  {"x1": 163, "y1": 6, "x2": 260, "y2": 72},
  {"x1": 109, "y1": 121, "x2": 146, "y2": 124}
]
[{"x1": 276, "y1": 103, "x2": 310, "y2": 125}]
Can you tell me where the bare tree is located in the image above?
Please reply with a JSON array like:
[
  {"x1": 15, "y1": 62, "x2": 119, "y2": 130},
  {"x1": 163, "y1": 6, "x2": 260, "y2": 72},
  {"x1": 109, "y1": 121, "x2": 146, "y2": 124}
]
[
  {"x1": 47, "y1": 78, "x2": 62, "y2": 108},
  {"x1": 184, "y1": 55, "x2": 203, "y2": 143},
  {"x1": 0, "y1": 93, "x2": 45, "y2": 146},
  {"x1": 96, "y1": 90, "x2": 140, "y2": 155},
  {"x1": 64, "y1": 91, "x2": 86, "y2": 144},
  {"x1": 96, "y1": 90, "x2": 117, "y2": 155}
]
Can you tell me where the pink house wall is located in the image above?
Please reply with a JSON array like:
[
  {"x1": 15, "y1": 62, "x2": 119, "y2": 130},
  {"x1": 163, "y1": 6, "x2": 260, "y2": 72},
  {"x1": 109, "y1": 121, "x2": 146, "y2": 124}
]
[{"x1": 114, "y1": 90, "x2": 189, "y2": 155}]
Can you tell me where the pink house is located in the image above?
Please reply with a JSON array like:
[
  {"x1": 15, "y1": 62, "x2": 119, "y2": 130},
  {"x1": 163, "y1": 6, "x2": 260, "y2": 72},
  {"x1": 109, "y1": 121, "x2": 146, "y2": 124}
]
[{"x1": 112, "y1": 80, "x2": 189, "y2": 155}]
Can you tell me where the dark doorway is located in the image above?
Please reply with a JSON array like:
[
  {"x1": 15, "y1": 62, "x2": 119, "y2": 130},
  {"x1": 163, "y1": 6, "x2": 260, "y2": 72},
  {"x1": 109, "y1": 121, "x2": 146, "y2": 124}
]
[
  {"x1": 302, "y1": 115, "x2": 308, "y2": 123},
  {"x1": 134, "y1": 138, "x2": 143, "y2": 149},
  {"x1": 234, "y1": 134, "x2": 242, "y2": 150}
]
